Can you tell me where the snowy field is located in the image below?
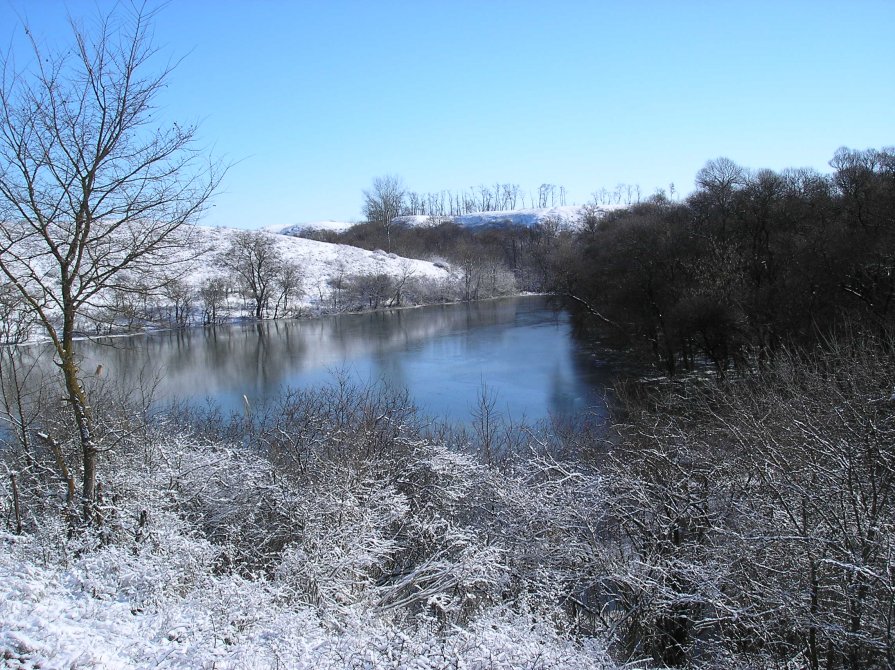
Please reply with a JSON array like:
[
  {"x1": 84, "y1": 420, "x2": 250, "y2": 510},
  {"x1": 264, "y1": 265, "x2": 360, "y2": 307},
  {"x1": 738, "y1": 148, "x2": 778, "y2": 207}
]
[
  {"x1": 391, "y1": 204, "x2": 624, "y2": 231},
  {"x1": 1, "y1": 224, "x2": 455, "y2": 344}
]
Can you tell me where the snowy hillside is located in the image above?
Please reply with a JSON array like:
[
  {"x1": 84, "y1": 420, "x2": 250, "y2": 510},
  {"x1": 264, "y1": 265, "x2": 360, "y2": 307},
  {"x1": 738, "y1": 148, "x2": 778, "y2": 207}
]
[
  {"x1": 393, "y1": 204, "x2": 623, "y2": 230},
  {"x1": 189, "y1": 225, "x2": 448, "y2": 305},
  {"x1": 264, "y1": 220, "x2": 357, "y2": 236},
  {"x1": 268, "y1": 205, "x2": 624, "y2": 239},
  {"x1": 0, "y1": 224, "x2": 453, "y2": 344}
]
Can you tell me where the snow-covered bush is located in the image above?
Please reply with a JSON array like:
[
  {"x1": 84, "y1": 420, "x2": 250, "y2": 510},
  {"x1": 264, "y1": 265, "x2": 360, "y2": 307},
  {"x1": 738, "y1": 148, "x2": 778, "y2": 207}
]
[
  {"x1": 1, "y1": 376, "x2": 623, "y2": 668},
  {"x1": 589, "y1": 337, "x2": 895, "y2": 668}
]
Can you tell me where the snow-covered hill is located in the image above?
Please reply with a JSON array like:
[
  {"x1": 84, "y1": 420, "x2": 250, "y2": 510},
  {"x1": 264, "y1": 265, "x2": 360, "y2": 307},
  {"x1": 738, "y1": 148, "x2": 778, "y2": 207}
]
[
  {"x1": 269, "y1": 205, "x2": 624, "y2": 239},
  {"x1": 189, "y1": 225, "x2": 448, "y2": 303},
  {"x1": 264, "y1": 220, "x2": 357, "y2": 236},
  {"x1": 393, "y1": 204, "x2": 624, "y2": 231},
  {"x1": 1, "y1": 224, "x2": 453, "y2": 343}
]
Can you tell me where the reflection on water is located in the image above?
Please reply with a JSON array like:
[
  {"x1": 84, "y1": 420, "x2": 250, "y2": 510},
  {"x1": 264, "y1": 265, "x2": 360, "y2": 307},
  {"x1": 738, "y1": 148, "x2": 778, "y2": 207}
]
[{"x1": 33, "y1": 296, "x2": 626, "y2": 424}]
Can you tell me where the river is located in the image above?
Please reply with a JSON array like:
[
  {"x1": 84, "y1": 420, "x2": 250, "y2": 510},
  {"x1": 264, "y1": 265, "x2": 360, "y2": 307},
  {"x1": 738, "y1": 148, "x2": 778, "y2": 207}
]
[{"x1": 20, "y1": 295, "x2": 629, "y2": 426}]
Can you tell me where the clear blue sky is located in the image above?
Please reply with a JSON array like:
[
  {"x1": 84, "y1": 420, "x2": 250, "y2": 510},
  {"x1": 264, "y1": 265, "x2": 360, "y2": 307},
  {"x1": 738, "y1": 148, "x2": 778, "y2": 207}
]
[{"x1": 2, "y1": 1, "x2": 893, "y2": 229}]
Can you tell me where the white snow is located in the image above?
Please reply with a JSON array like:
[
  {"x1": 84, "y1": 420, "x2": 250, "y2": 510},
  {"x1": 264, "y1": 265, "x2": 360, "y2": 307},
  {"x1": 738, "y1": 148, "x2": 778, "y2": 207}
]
[
  {"x1": 393, "y1": 204, "x2": 624, "y2": 230},
  {"x1": 187, "y1": 225, "x2": 448, "y2": 303},
  {"x1": 3, "y1": 203, "x2": 610, "y2": 344},
  {"x1": 455, "y1": 205, "x2": 591, "y2": 228},
  {"x1": 264, "y1": 205, "x2": 624, "y2": 239},
  {"x1": 0, "y1": 431, "x2": 619, "y2": 669},
  {"x1": 0, "y1": 543, "x2": 612, "y2": 669},
  {"x1": 1, "y1": 224, "x2": 454, "y2": 344},
  {"x1": 264, "y1": 220, "x2": 358, "y2": 236}
]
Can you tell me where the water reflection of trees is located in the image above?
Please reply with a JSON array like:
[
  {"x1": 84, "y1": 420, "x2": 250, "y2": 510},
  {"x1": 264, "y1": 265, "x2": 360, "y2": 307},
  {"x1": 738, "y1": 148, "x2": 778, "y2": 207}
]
[
  {"x1": 15, "y1": 297, "x2": 629, "y2": 424},
  {"x1": 68, "y1": 299, "x2": 533, "y2": 412}
]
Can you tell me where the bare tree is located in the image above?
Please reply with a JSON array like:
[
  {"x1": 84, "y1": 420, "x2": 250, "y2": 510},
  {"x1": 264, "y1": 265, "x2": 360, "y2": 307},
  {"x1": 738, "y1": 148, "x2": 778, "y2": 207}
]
[
  {"x1": 346, "y1": 273, "x2": 394, "y2": 310},
  {"x1": 220, "y1": 231, "x2": 284, "y2": 320},
  {"x1": 454, "y1": 241, "x2": 487, "y2": 301},
  {"x1": 162, "y1": 278, "x2": 194, "y2": 328},
  {"x1": 0, "y1": 284, "x2": 33, "y2": 345},
  {"x1": 272, "y1": 260, "x2": 304, "y2": 318},
  {"x1": 0, "y1": 4, "x2": 222, "y2": 517},
  {"x1": 477, "y1": 184, "x2": 493, "y2": 212},
  {"x1": 388, "y1": 261, "x2": 416, "y2": 307},
  {"x1": 501, "y1": 183, "x2": 519, "y2": 210},
  {"x1": 326, "y1": 261, "x2": 348, "y2": 311},
  {"x1": 198, "y1": 277, "x2": 229, "y2": 325},
  {"x1": 577, "y1": 202, "x2": 602, "y2": 239},
  {"x1": 363, "y1": 175, "x2": 406, "y2": 253},
  {"x1": 694, "y1": 157, "x2": 746, "y2": 209}
]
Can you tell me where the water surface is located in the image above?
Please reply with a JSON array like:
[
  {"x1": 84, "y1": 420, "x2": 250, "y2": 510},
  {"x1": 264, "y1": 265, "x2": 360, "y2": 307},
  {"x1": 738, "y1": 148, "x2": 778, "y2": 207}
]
[{"x1": 51, "y1": 296, "x2": 625, "y2": 425}]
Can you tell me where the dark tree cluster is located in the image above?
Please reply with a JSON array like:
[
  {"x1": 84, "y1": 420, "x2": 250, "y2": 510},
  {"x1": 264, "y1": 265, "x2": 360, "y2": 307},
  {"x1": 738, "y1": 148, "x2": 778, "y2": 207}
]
[
  {"x1": 314, "y1": 217, "x2": 568, "y2": 295},
  {"x1": 553, "y1": 148, "x2": 895, "y2": 374},
  {"x1": 591, "y1": 336, "x2": 895, "y2": 668}
]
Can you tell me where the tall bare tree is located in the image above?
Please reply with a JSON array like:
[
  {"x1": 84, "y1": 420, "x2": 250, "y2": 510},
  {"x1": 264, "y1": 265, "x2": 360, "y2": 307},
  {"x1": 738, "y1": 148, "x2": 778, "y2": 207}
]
[
  {"x1": 362, "y1": 174, "x2": 405, "y2": 253},
  {"x1": 0, "y1": 4, "x2": 222, "y2": 518},
  {"x1": 220, "y1": 231, "x2": 284, "y2": 320}
]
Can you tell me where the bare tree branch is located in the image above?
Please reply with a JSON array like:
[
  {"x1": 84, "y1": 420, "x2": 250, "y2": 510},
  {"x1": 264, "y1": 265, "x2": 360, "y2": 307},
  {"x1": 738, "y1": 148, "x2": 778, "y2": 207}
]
[{"x1": 0, "y1": 2, "x2": 224, "y2": 519}]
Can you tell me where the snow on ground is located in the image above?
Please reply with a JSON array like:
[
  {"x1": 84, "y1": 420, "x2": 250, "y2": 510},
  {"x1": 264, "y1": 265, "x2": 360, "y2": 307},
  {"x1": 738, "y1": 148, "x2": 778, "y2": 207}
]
[
  {"x1": 260, "y1": 205, "x2": 626, "y2": 240},
  {"x1": 455, "y1": 205, "x2": 591, "y2": 228},
  {"x1": 3, "y1": 202, "x2": 616, "y2": 342},
  {"x1": 264, "y1": 220, "x2": 357, "y2": 236},
  {"x1": 189, "y1": 225, "x2": 448, "y2": 305},
  {"x1": 1, "y1": 223, "x2": 452, "y2": 344},
  {"x1": 0, "y1": 548, "x2": 598, "y2": 668},
  {"x1": 0, "y1": 484, "x2": 615, "y2": 669},
  {"x1": 392, "y1": 204, "x2": 624, "y2": 231},
  {"x1": 0, "y1": 534, "x2": 331, "y2": 669}
]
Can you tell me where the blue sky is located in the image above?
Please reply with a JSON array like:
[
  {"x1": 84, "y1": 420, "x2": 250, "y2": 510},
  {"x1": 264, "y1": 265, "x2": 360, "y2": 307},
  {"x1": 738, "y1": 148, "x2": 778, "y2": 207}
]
[{"x1": 2, "y1": 1, "x2": 893, "y2": 229}]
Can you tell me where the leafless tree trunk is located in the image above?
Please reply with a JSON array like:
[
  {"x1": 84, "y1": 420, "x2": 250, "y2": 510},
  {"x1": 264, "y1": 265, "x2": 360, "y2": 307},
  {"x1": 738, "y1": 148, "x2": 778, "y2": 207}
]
[
  {"x1": 199, "y1": 277, "x2": 229, "y2": 325},
  {"x1": 363, "y1": 175, "x2": 406, "y2": 253},
  {"x1": 163, "y1": 278, "x2": 195, "y2": 328},
  {"x1": 273, "y1": 261, "x2": 304, "y2": 318},
  {"x1": 388, "y1": 262, "x2": 415, "y2": 307},
  {"x1": 220, "y1": 231, "x2": 287, "y2": 320},
  {"x1": 9, "y1": 473, "x2": 22, "y2": 534},
  {"x1": 0, "y1": 4, "x2": 222, "y2": 519}
]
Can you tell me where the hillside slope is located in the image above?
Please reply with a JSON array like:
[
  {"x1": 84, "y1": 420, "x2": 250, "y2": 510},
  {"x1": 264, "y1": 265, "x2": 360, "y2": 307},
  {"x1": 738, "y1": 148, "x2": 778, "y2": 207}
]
[
  {"x1": 1, "y1": 224, "x2": 452, "y2": 343},
  {"x1": 270, "y1": 204, "x2": 625, "y2": 237},
  {"x1": 189, "y1": 225, "x2": 449, "y2": 306}
]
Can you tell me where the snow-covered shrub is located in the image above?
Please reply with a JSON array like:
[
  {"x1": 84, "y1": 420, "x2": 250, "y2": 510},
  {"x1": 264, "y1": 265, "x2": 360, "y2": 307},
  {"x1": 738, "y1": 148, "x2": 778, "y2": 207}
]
[
  {"x1": 589, "y1": 337, "x2": 895, "y2": 668},
  {"x1": 0, "y1": 374, "x2": 626, "y2": 668},
  {"x1": 341, "y1": 272, "x2": 396, "y2": 310},
  {"x1": 316, "y1": 605, "x2": 613, "y2": 669},
  {"x1": 275, "y1": 474, "x2": 409, "y2": 614},
  {"x1": 403, "y1": 275, "x2": 458, "y2": 305},
  {"x1": 1, "y1": 533, "x2": 615, "y2": 669},
  {"x1": 63, "y1": 524, "x2": 217, "y2": 610}
]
